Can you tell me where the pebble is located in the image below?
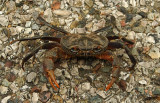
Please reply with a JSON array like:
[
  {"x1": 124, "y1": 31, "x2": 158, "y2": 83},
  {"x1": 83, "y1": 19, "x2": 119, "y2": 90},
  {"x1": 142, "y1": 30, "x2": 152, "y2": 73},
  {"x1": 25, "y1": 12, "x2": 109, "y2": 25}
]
[
  {"x1": 89, "y1": 95, "x2": 102, "y2": 103},
  {"x1": 139, "y1": 80, "x2": 147, "y2": 85},
  {"x1": 0, "y1": 86, "x2": 8, "y2": 94},
  {"x1": 152, "y1": 88, "x2": 160, "y2": 95},
  {"x1": 81, "y1": 82, "x2": 91, "y2": 91},
  {"x1": 0, "y1": 15, "x2": 9, "y2": 26},
  {"x1": 96, "y1": 90, "x2": 107, "y2": 99},
  {"x1": 126, "y1": 31, "x2": 135, "y2": 40},
  {"x1": 85, "y1": 0, "x2": 94, "y2": 7},
  {"x1": 9, "y1": 82, "x2": 19, "y2": 93},
  {"x1": 2, "y1": 79, "x2": 11, "y2": 87},
  {"x1": 70, "y1": 66, "x2": 79, "y2": 76},
  {"x1": 60, "y1": 85, "x2": 67, "y2": 95},
  {"x1": 24, "y1": 28, "x2": 32, "y2": 34},
  {"x1": 32, "y1": 93, "x2": 39, "y2": 103},
  {"x1": 1, "y1": 96, "x2": 11, "y2": 103},
  {"x1": 26, "y1": 72, "x2": 37, "y2": 82},
  {"x1": 25, "y1": 21, "x2": 31, "y2": 27},
  {"x1": 155, "y1": 68, "x2": 160, "y2": 73},
  {"x1": 148, "y1": 47, "x2": 160, "y2": 59},
  {"x1": 31, "y1": 24, "x2": 39, "y2": 30},
  {"x1": 53, "y1": 10, "x2": 72, "y2": 16}
]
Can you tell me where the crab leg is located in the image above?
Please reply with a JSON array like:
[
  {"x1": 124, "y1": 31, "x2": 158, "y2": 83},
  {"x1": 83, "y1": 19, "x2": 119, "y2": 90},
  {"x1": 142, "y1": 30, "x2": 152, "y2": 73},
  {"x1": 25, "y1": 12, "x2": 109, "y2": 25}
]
[
  {"x1": 108, "y1": 41, "x2": 137, "y2": 69},
  {"x1": 43, "y1": 47, "x2": 71, "y2": 90},
  {"x1": 10, "y1": 36, "x2": 61, "y2": 44},
  {"x1": 96, "y1": 51, "x2": 120, "y2": 91},
  {"x1": 20, "y1": 42, "x2": 60, "y2": 69}
]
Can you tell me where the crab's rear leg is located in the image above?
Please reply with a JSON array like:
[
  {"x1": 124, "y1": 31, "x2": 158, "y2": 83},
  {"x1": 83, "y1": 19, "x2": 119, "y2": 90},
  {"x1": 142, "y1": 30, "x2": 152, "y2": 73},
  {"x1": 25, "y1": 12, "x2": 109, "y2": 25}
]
[
  {"x1": 43, "y1": 47, "x2": 71, "y2": 91},
  {"x1": 96, "y1": 51, "x2": 120, "y2": 91}
]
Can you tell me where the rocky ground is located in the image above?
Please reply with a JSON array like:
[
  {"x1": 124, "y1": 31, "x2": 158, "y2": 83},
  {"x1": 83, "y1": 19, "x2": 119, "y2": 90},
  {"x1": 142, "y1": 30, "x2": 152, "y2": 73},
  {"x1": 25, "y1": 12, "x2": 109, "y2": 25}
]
[{"x1": 0, "y1": 0, "x2": 160, "y2": 103}]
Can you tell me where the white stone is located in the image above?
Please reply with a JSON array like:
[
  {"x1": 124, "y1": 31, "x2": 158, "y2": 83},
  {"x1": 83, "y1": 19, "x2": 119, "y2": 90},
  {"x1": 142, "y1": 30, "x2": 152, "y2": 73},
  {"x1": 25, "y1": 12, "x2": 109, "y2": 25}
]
[
  {"x1": 122, "y1": 0, "x2": 129, "y2": 8},
  {"x1": 146, "y1": 36, "x2": 155, "y2": 43},
  {"x1": 95, "y1": 2, "x2": 104, "y2": 8},
  {"x1": 64, "y1": 71, "x2": 71, "y2": 79},
  {"x1": 130, "y1": 0, "x2": 136, "y2": 6},
  {"x1": 26, "y1": 72, "x2": 37, "y2": 82},
  {"x1": 75, "y1": 28, "x2": 86, "y2": 33},
  {"x1": 0, "y1": 15, "x2": 8, "y2": 26},
  {"x1": 139, "y1": 80, "x2": 147, "y2": 85},
  {"x1": 61, "y1": 62, "x2": 68, "y2": 68},
  {"x1": 9, "y1": 82, "x2": 18, "y2": 93},
  {"x1": 140, "y1": 0, "x2": 146, "y2": 5},
  {"x1": 155, "y1": 26, "x2": 160, "y2": 34},
  {"x1": 60, "y1": 85, "x2": 67, "y2": 95},
  {"x1": 23, "y1": 4, "x2": 29, "y2": 10},
  {"x1": 71, "y1": 66, "x2": 79, "y2": 76},
  {"x1": 32, "y1": 93, "x2": 39, "y2": 103},
  {"x1": 82, "y1": 82, "x2": 91, "y2": 91},
  {"x1": 54, "y1": 68, "x2": 62, "y2": 77},
  {"x1": 25, "y1": 21, "x2": 32, "y2": 27},
  {"x1": 24, "y1": 28, "x2": 32, "y2": 34},
  {"x1": 53, "y1": 10, "x2": 72, "y2": 16},
  {"x1": 1, "y1": 96, "x2": 11, "y2": 103},
  {"x1": 44, "y1": 8, "x2": 53, "y2": 23},
  {"x1": 126, "y1": 31, "x2": 135, "y2": 40},
  {"x1": 96, "y1": 90, "x2": 107, "y2": 98},
  {"x1": 16, "y1": 26, "x2": 24, "y2": 33},
  {"x1": 0, "y1": 86, "x2": 8, "y2": 94}
]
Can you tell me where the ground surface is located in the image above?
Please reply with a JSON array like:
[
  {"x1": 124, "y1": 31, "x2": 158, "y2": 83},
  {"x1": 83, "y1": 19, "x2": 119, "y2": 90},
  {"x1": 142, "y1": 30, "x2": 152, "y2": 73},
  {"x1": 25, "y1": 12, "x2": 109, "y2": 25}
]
[{"x1": 0, "y1": 0, "x2": 160, "y2": 103}]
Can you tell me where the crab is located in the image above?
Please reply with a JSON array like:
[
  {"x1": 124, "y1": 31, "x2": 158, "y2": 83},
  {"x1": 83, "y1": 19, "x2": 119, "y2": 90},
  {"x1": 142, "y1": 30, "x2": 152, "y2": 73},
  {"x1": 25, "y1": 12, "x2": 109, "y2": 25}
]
[{"x1": 11, "y1": 16, "x2": 136, "y2": 91}]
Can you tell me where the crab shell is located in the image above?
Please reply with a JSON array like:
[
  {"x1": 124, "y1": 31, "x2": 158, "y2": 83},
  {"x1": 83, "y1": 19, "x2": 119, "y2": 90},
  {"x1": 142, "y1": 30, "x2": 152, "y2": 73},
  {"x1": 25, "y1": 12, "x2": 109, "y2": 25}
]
[{"x1": 60, "y1": 34, "x2": 109, "y2": 56}]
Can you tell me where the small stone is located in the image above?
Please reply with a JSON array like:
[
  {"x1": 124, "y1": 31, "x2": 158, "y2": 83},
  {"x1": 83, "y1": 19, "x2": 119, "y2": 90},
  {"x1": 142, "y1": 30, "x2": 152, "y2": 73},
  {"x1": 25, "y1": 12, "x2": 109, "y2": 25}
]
[
  {"x1": 2, "y1": 79, "x2": 11, "y2": 87},
  {"x1": 70, "y1": 21, "x2": 78, "y2": 29},
  {"x1": 32, "y1": 93, "x2": 39, "y2": 103},
  {"x1": 9, "y1": 82, "x2": 19, "y2": 93},
  {"x1": 95, "y1": 1, "x2": 104, "y2": 8},
  {"x1": 152, "y1": 88, "x2": 160, "y2": 95},
  {"x1": 151, "y1": 20, "x2": 159, "y2": 27},
  {"x1": 85, "y1": 0, "x2": 93, "y2": 7},
  {"x1": 71, "y1": 66, "x2": 79, "y2": 76},
  {"x1": 6, "y1": 1, "x2": 16, "y2": 11},
  {"x1": 147, "y1": 13, "x2": 156, "y2": 20},
  {"x1": 1, "y1": 96, "x2": 11, "y2": 103},
  {"x1": 138, "y1": 11, "x2": 147, "y2": 18},
  {"x1": 23, "y1": 4, "x2": 29, "y2": 10},
  {"x1": 24, "y1": 28, "x2": 32, "y2": 34},
  {"x1": 41, "y1": 84, "x2": 48, "y2": 92},
  {"x1": 148, "y1": 47, "x2": 160, "y2": 59},
  {"x1": 64, "y1": 71, "x2": 71, "y2": 79},
  {"x1": 54, "y1": 69, "x2": 62, "y2": 77},
  {"x1": 0, "y1": 15, "x2": 9, "y2": 26},
  {"x1": 26, "y1": 72, "x2": 37, "y2": 82},
  {"x1": 39, "y1": 91, "x2": 51, "y2": 103},
  {"x1": 122, "y1": 0, "x2": 129, "y2": 8},
  {"x1": 89, "y1": 95, "x2": 102, "y2": 103},
  {"x1": 140, "y1": 0, "x2": 146, "y2": 5},
  {"x1": 53, "y1": 10, "x2": 72, "y2": 16},
  {"x1": 25, "y1": 21, "x2": 31, "y2": 27},
  {"x1": 155, "y1": 26, "x2": 160, "y2": 34},
  {"x1": 82, "y1": 82, "x2": 91, "y2": 91},
  {"x1": 59, "y1": 85, "x2": 67, "y2": 95},
  {"x1": 139, "y1": 80, "x2": 147, "y2": 85},
  {"x1": 126, "y1": 31, "x2": 135, "y2": 40},
  {"x1": 75, "y1": 28, "x2": 86, "y2": 33},
  {"x1": 32, "y1": 24, "x2": 39, "y2": 30},
  {"x1": 146, "y1": 36, "x2": 155, "y2": 43},
  {"x1": 136, "y1": 87, "x2": 145, "y2": 94},
  {"x1": 61, "y1": 62, "x2": 68, "y2": 68},
  {"x1": 132, "y1": 26, "x2": 145, "y2": 33},
  {"x1": 155, "y1": 68, "x2": 160, "y2": 73},
  {"x1": 0, "y1": 86, "x2": 8, "y2": 94},
  {"x1": 96, "y1": 90, "x2": 107, "y2": 98}
]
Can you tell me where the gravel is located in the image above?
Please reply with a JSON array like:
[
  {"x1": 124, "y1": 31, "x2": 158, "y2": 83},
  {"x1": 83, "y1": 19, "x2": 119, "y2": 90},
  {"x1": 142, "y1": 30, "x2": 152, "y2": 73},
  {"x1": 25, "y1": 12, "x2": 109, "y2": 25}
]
[{"x1": 0, "y1": 0, "x2": 160, "y2": 103}]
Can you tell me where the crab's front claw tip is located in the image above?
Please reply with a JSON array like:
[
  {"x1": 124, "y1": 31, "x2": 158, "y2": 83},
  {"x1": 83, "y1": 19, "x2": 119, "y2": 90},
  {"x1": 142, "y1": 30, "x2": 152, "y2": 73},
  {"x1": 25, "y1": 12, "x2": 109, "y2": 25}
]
[{"x1": 105, "y1": 84, "x2": 112, "y2": 91}]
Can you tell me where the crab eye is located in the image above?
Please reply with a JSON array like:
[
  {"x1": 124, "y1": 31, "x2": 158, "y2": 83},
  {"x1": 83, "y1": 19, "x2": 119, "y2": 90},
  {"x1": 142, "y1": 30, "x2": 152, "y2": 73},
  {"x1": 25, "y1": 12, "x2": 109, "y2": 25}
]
[
  {"x1": 94, "y1": 46, "x2": 101, "y2": 52},
  {"x1": 70, "y1": 47, "x2": 79, "y2": 53}
]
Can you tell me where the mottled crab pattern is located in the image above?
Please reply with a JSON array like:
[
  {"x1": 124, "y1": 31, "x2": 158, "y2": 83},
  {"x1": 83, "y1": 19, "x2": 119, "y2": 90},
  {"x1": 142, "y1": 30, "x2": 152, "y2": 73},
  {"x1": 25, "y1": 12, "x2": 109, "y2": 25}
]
[{"x1": 11, "y1": 16, "x2": 136, "y2": 91}]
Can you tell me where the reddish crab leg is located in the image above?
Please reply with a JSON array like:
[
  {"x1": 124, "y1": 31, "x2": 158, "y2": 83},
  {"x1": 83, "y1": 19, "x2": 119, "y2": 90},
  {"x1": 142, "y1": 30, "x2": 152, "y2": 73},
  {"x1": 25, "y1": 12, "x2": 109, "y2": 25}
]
[
  {"x1": 43, "y1": 47, "x2": 71, "y2": 90},
  {"x1": 96, "y1": 51, "x2": 120, "y2": 91}
]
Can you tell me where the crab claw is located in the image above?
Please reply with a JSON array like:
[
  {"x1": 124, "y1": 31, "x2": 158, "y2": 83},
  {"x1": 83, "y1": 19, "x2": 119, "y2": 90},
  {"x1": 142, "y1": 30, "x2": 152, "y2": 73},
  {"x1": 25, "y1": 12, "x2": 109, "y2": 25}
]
[
  {"x1": 46, "y1": 70, "x2": 60, "y2": 91},
  {"x1": 105, "y1": 78, "x2": 116, "y2": 91}
]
